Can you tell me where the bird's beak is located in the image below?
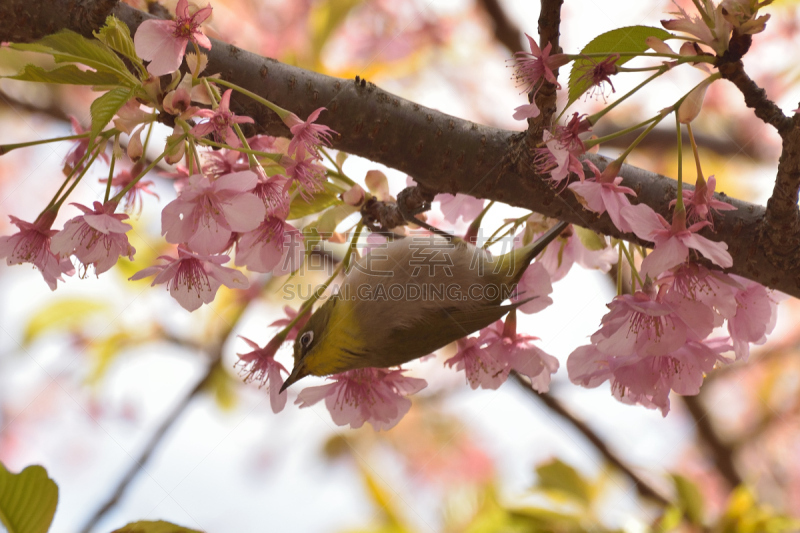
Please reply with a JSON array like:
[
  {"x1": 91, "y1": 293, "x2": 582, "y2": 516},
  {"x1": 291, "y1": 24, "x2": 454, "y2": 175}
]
[{"x1": 280, "y1": 363, "x2": 309, "y2": 393}]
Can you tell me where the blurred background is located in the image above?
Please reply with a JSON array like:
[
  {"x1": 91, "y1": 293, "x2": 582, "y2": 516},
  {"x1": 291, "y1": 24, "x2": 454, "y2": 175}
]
[{"x1": 2, "y1": 0, "x2": 800, "y2": 531}]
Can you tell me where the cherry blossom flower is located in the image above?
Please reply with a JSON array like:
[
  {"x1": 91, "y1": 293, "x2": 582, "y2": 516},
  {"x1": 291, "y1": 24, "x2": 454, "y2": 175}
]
[
  {"x1": 235, "y1": 212, "x2": 304, "y2": 276},
  {"x1": 162, "y1": 73, "x2": 199, "y2": 119},
  {"x1": 51, "y1": 201, "x2": 136, "y2": 275},
  {"x1": 661, "y1": 0, "x2": 732, "y2": 56},
  {"x1": 445, "y1": 336, "x2": 509, "y2": 390},
  {"x1": 202, "y1": 149, "x2": 250, "y2": 179},
  {"x1": 190, "y1": 89, "x2": 254, "y2": 147},
  {"x1": 537, "y1": 225, "x2": 617, "y2": 282},
  {"x1": 283, "y1": 107, "x2": 336, "y2": 158},
  {"x1": 0, "y1": 211, "x2": 74, "y2": 290},
  {"x1": 533, "y1": 115, "x2": 591, "y2": 185},
  {"x1": 236, "y1": 335, "x2": 288, "y2": 413},
  {"x1": 436, "y1": 193, "x2": 485, "y2": 224},
  {"x1": 296, "y1": 368, "x2": 427, "y2": 430},
  {"x1": 512, "y1": 261, "x2": 554, "y2": 314},
  {"x1": 482, "y1": 317, "x2": 559, "y2": 393},
  {"x1": 113, "y1": 100, "x2": 153, "y2": 136},
  {"x1": 130, "y1": 247, "x2": 248, "y2": 311},
  {"x1": 569, "y1": 161, "x2": 636, "y2": 233},
  {"x1": 281, "y1": 154, "x2": 326, "y2": 200},
  {"x1": 513, "y1": 33, "x2": 569, "y2": 93},
  {"x1": 577, "y1": 54, "x2": 619, "y2": 99},
  {"x1": 269, "y1": 305, "x2": 310, "y2": 342},
  {"x1": 569, "y1": 338, "x2": 729, "y2": 415},
  {"x1": 670, "y1": 175, "x2": 736, "y2": 226},
  {"x1": 622, "y1": 203, "x2": 732, "y2": 279},
  {"x1": 134, "y1": 0, "x2": 213, "y2": 76},
  {"x1": 726, "y1": 275, "x2": 780, "y2": 361},
  {"x1": 63, "y1": 117, "x2": 108, "y2": 175},
  {"x1": 252, "y1": 175, "x2": 290, "y2": 216},
  {"x1": 100, "y1": 167, "x2": 158, "y2": 215},
  {"x1": 161, "y1": 170, "x2": 266, "y2": 255}
]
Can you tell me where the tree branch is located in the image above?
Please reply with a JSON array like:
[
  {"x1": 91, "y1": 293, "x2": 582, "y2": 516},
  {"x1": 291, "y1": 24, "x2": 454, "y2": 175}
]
[
  {"x1": 680, "y1": 395, "x2": 742, "y2": 489},
  {"x1": 477, "y1": 0, "x2": 524, "y2": 54},
  {"x1": 5, "y1": 1, "x2": 800, "y2": 297},
  {"x1": 513, "y1": 374, "x2": 671, "y2": 506}
]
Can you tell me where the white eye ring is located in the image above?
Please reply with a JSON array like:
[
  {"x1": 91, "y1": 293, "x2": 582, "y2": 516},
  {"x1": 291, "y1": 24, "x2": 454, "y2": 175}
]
[{"x1": 300, "y1": 331, "x2": 314, "y2": 347}]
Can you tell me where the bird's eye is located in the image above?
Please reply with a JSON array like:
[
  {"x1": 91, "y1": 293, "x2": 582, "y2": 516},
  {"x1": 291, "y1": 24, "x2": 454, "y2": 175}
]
[{"x1": 300, "y1": 331, "x2": 314, "y2": 348}]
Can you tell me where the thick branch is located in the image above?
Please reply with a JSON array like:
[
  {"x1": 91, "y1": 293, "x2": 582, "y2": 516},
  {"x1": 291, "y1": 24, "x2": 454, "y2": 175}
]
[
  {"x1": 7, "y1": 2, "x2": 800, "y2": 297},
  {"x1": 513, "y1": 374, "x2": 671, "y2": 506},
  {"x1": 0, "y1": 0, "x2": 117, "y2": 42}
]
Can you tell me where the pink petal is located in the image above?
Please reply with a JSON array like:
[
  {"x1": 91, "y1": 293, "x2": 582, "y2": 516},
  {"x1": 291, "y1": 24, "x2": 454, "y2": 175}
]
[
  {"x1": 621, "y1": 203, "x2": 668, "y2": 241},
  {"x1": 219, "y1": 193, "x2": 267, "y2": 233},
  {"x1": 214, "y1": 170, "x2": 258, "y2": 192},
  {"x1": 568, "y1": 181, "x2": 605, "y2": 213},
  {"x1": 682, "y1": 233, "x2": 733, "y2": 268},
  {"x1": 512, "y1": 102, "x2": 540, "y2": 120},
  {"x1": 640, "y1": 236, "x2": 688, "y2": 278}
]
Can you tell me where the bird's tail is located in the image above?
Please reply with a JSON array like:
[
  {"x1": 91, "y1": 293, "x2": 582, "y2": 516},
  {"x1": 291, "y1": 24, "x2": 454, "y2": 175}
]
[{"x1": 504, "y1": 220, "x2": 569, "y2": 284}]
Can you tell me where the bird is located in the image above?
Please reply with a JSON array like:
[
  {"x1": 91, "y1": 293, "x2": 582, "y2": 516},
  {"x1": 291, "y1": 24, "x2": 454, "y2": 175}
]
[{"x1": 280, "y1": 220, "x2": 568, "y2": 391}]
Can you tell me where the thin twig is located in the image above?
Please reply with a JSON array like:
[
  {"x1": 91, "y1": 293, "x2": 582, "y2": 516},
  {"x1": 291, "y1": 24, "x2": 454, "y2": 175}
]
[
  {"x1": 680, "y1": 395, "x2": 742, "y2": 489},
  {"x1": 512, "y1": 373, "x2": 671, "y2": 507},
  {"x1": 79, "y1": 356, "x2": 219, "y2": 533},
  {"x1": 477, "y1": 0, "x2": 524, "y2": 54}
]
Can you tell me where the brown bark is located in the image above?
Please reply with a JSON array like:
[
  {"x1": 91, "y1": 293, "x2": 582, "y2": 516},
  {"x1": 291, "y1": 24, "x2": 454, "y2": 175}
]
[{"x1": 4, "y1": 1, "x2": 800, "y2": 298}]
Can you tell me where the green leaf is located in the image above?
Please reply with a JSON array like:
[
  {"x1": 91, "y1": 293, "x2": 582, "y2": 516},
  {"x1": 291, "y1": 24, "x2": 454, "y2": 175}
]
[
  {"x1": 0, "y1": 463, "x2": 58, "y2": 533},
  {"x1": 111, "y1": 520, "x2": 204, "y2": 533},
  {"x1": 90, "y1": 87, "x2": 132, "y2": 141},
  {"x1": 567, "y1": 26, "x2": 672, "y2": 109},
  {"x1": 94, "y1": 16, "x2": 145, "y2": 72},
  {"x1": 310, "y1": 203, "x2": 358, "y2": 236},
  {"x1": 534, "y1": 458, "x2": 591, "y2": 507},
  {"x1": 23, "y1": 298, "x2": 111, "y2": 345},
  {"x1": 573, "y1": 225, "x2": 607, "y2": 251},
  {"x1": 7, "y1": 64, "x2": 122, "y2": 86},
  {"x1": 672, "y1": 474, "x2": 704, "y2": 526},
  {"x1": 289, "y1": 190, "x2": 342, "y2": 219},
  {"x1": 11, "y1": 30, "x2": 137, "y2": 86},
  {"x1": 308, "y1": 0, "x2": 364, "y2": 66}
]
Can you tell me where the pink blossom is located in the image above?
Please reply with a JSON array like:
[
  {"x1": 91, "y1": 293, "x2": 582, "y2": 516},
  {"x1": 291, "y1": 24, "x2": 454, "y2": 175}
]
[
  {"x1": 576, "y1": 54, "x2": 619, "y2": 100},
  {"x1": 726, "y1": 275, "x2": 779, "y2": 361},
  {"x1": 512, "y1": 261, "x2": 553, "y2": 314},
  {"x1": 236, "y1": 335, "x2": 288, "y2": 413},
  {"x1": 252, "y1": 175, "x2": 290, "y2": 216},
  {"x1": 129, "y1": 246, "x2": 248, "y2": 311},
  {"x1": 161, "y1": 170, "x2": 266, "y2": 255},
  {"x1": 162, "y1": 74, "x2": 199, "y2": 119},
  {"x1": 296, "y1": 368, "x2": 427, "y2": 430},
  {"x1": 445, "y1": 337, "x2": 508, "y2": 390},
  {"x1": 537, "y1": 227, "x2": 617, "y2": 282},
  {"x1": 202, "y1": 149, "x2": 250, "y2": 179},
  {"x1": 281, "y1": 155, "x2": 326, "y2": 201},
  {"x1": 436, "y1": 193, "x2": 485, "y2": 224},
  {"x1": 533, "y1": 115, "x2": 591, "y2": 185},
  {"x1": 568, "y1": 161, "x2": 636, "y2": 233},
  {"x1": 622, "y1": 203, "x2": 732, "y2": 279},
  {"x1": 235, "y1": 214, "x2": 304, "y2": 276},
  {"x1": 0, "y1": 211, "x2": 74, "y2": 290},
  {"x1": 513, "y1": 34, "x2": 569, "y2": 93},
  {"x1": 569, "y1": 339, "x2": 728, "y2": 416},
  {"x1": 670, "y1": 175, "x2": 736, "y2": 226},
  {"x1": 664, "y1": 263, "x2": 738, "y2": 325},
  {"x1": 51, "y1": 201, "x2": 136, "y2": 275},
  {"x1": 134, "y1": 0, "x2": 213, "y2": 76},
  {"x1": 283, "y1": 107, "x2": 336, "y2": 158},
  {"x1": 190, "y1": 89, "x2": 254, "y2": 147},
  {"x1": 590, "y1": 289, "x2": 715, "y2": 359},
  {"x1": 482, "y1": 318, "x2": 559, "y2": 393},
  {"x1": 63, "y1": 117, "x2": 108, "y2": 175},
  {"x1": 512, "y1": 102, "x2": 540, "y2": 120},
  {"x1": 269, "y1": 306, "x2": 310, "y2": 342},
  {"x1": 661, "y1": 1, "x2": 732, "y2": 56},
  {"x1": 113, "y1": 100, "x2": 153, "y2": 135},
  {"x1": 342, "y1": 184, "x2": 366, "y2": 207},
  {"x1": 100, "y1": 167, "x2": 158, "y2": 215}
]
